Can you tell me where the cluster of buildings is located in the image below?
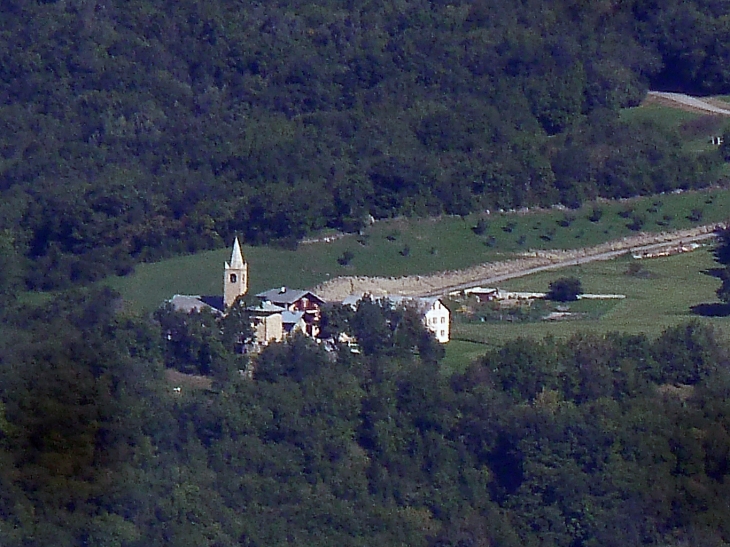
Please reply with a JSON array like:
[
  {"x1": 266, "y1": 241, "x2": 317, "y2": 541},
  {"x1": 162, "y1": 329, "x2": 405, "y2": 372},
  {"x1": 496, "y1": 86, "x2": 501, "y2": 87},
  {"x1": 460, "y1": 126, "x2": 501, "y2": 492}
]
[{"x1": 169, "y1": 238, "x2": 450, "y2": 349}]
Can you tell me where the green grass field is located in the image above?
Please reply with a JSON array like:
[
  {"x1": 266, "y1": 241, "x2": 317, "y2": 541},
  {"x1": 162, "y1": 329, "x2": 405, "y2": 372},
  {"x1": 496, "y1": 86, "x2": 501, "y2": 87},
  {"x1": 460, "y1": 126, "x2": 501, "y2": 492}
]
[
  {"x1": 99, "y1": 96, "x2": 730, "y2": 374},
  {"x1": 441, "y1": 249, "x2": 730, "y2": 373},
  {"x1": 107, "y1": 186, "x2": 730, "y2": 314},
  {"x1": 620, "y1": 98, "x2": 730, "y2": 154},
  {"x1": 619, "y1": 102, "x2": 703, "y2": 131}
]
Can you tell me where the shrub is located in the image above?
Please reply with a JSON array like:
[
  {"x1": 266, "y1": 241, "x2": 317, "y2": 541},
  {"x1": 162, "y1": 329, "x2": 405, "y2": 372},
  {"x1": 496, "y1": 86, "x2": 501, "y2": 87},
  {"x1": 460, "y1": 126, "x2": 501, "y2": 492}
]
[
  {"x1": 657, "y1": 214, "x2": 674, "y2": 227},
  {"x1": 540, "y1": 228, "x2": 556, "y2": 241},
  {"x1": 626, "y1": 214, "x2": 646, "y2": 231},
  {"x1": 337, "y1": 250, "x2": 355, "y2": 266},
  {"x1": 618, "y1": 208, "x2": 634, "y2": 219},
  {"x1": 557, "y1": 214, "x2": 575, "y2": 227},
  {"x1": 588, "y1": 207, "x2": 603, "y2": 222},
  {"x1": 502, "y1": 221, "x2": 516, "y2": 233},
  {"x1": 647, "y1": 200, "x2": 662, "y2": 214},
  {"x1": 625, "y1": 261, "x2": 643, "y2": 276},
  {"x1": 472, "y1": 219, "x2": 489, "y2": 235},
  {"x1": 687, "y1": 208, "x2": 704, "y2": 222},
  {"x1": 547, "y1": 277, "x2": 583, "y2": 302}
]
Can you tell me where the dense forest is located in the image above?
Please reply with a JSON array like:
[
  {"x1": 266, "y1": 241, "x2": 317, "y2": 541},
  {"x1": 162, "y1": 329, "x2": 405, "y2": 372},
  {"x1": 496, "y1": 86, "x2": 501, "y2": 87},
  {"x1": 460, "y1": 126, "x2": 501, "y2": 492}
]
[
  {"x1": 2, "y1": 286, "x2": 730, "y2": 546},
  {"x1": 3, "y1": 2, "x2": 730, "y2": 543},
  {"x1": 0, "y1": 0, "x2": 730, "y2": 288}
]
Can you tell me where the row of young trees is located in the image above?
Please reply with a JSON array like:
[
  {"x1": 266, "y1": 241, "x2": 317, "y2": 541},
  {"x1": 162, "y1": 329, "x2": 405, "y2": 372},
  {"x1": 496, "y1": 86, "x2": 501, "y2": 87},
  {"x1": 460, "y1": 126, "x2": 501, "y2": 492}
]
[
  {"x1": 0, "y1": 0, "x2": 728, "y2": 289},
  {"x1": 1, "y1": 281, "x2": 730, "y2": 546}
]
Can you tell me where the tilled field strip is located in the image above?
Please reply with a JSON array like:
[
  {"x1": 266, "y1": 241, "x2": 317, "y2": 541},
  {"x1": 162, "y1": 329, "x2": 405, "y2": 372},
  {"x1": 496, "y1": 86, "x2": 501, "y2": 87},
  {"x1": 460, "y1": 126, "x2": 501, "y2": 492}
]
[{"x1": 313, "y1": 224, "x2": 721, "y2": 300}]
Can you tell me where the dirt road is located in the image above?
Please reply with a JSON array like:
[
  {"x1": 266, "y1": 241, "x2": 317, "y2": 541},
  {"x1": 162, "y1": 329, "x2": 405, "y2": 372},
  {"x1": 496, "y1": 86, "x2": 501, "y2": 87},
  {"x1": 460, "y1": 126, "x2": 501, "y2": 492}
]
[
  {"x1": 313, "y1": 224, "x2": 722, "y2": 301},
  {"x1": 646, "y1": 91, "x2": 730, "y2": 116}
]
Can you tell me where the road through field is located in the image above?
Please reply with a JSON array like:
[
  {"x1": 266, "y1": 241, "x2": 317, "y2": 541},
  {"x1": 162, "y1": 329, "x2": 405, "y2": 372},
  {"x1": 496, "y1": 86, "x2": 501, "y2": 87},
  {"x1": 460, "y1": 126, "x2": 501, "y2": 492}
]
[
  {"x1": 646, "y1": 91, "x2": 730, "y2": 116},
  {"x1": 419, "y1": 229, "x2": 719, "y2": 297},
  {"x1": 313, "y1": 224, "x2": 723, "y2": 300}
]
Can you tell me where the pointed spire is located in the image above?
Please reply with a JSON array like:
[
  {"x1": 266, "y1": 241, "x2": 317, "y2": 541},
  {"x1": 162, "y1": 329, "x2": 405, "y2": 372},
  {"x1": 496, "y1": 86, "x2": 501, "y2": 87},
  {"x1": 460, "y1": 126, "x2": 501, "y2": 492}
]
[{"x1": 229, "y1": 237, "x2": 245, "y2": 269}]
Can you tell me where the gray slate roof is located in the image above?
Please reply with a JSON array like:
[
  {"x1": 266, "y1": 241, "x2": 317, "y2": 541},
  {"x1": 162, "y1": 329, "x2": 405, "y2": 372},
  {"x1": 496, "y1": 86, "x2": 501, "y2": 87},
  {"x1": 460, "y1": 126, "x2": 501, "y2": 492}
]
[
  {"x1": 247, "y1": 301, "x2": 287, "y2": 314},
  {"x1": 341, "y1": 293, "x2": 442, "y2": 314},
  {"x1": 256, "y1": 287, "x2": 324, "y2": 305},
  {"x1": 169, "y1": 295, "x2": 223, "y2": 315},
  {"x1": 281, "y1": 310, "x2": 305, "y2": 325}
]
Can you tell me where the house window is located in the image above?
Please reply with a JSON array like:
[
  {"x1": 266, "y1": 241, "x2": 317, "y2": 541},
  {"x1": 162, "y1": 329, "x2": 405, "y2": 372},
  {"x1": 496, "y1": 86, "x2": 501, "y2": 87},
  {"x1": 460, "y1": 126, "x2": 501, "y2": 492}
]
[
  {"x1": 440, "y1": 330, "x2": 445, "y2": 337},
  {"x1": 441, "y1": 317, "x2": 446, "y2": 323},
  {"x1": 230, "y1": 273, "x2": 237, "y2": 283}
]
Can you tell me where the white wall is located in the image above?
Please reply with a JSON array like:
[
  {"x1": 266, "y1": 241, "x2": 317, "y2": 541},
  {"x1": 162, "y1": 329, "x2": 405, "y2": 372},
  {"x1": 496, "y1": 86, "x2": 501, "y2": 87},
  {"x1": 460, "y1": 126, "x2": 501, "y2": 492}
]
[{"x1": 423, "y1": 300, "x2": 450, "y2": 343}]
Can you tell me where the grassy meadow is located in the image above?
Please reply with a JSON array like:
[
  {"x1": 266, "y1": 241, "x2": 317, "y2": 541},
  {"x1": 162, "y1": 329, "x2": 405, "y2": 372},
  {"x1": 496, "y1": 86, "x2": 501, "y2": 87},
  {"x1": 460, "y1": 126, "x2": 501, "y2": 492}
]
[
  {"x1": 442, "y1": 249, "x2": 730, "y2": 372},
  {"x1": 620, "y1": 99, "x2": 730, "y2": 154},
  {"x1": 107, "y1": 186, "x2": 730, "y2": 314},
  {"x1": 98, "y1": 96, "x2": 730, "y2": 374}
]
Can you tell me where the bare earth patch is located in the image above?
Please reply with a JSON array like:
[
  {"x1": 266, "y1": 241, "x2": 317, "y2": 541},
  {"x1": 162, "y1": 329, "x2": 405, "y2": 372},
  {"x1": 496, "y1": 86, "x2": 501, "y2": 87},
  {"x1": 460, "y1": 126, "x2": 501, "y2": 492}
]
[
  {"x1": 165, "y1": 369, "x2": 213, "y2": 391},
  {"x1": 312, "y1": 224, "x2": 721, "y2": 301}
]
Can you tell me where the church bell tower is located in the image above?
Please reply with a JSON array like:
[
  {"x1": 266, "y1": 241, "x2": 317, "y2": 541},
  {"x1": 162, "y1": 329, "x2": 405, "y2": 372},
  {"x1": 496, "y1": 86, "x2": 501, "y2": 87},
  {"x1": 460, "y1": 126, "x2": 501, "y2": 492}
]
[{"x1": 224, "y1": 237, "x2": 248, "y2": 308}]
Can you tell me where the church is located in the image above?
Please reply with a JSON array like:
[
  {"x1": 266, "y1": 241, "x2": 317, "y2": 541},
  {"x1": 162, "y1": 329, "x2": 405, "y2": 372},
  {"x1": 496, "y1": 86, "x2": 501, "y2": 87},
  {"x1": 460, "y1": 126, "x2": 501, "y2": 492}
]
[
  {"x1": 168, "y1": 237, "x2": 249, "y2": 316},
  {"x1": 168, "y1": 238, "x2": 449, "y2": 346},
  {"x1": 169, "y1": 238, "x2": 324, "y2": 348}
]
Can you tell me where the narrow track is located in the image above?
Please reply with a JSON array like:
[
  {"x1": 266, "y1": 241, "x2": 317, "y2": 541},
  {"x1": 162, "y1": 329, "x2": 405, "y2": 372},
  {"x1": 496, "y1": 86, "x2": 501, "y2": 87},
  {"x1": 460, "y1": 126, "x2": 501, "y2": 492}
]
[
  {"x1": 419, "y1": 230, "x2": 719, "y2": 297},
  {"x1": 313, "y1": 224, "x2": 724, "y2": 301},
  {"x1": 646, "y1": 91, "x2": 730, "y2": 116}
]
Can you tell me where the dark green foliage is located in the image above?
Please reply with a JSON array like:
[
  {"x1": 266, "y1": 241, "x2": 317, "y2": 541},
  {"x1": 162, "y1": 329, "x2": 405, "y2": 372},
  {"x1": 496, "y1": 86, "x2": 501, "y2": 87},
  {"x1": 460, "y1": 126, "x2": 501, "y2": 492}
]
[
  {"x1": 687, "y1": 208, "x2": 704, "y2": 222},
  {"x1": 4, "y1": 288, "x2": 730, "y2": 545},
  {"x1": 720, "y1": 131, "x2": 730, "y2": 161},
  {"x1": 718, "y1": 269, "x2": 730, "y2": 305},
  {"x1": 337, "y1": 250, "x2": 355, "y2": 266},
  {"x1": 636, "y1": 0, "x2": 730, "y2": 94},
  {"x1": 254, "y1": 334, "x2": 328, "y2": 383},
  {"x1": 0, "y1": 230, "x2": 23, "y2": 300},
  {"x1": 155, "y1": 302, "x2": 248, "y2": 380},
  {"x1": 557, "y1": 214, "x2": 575, "y2": 227},
  {"x1": 472, "y1": 219, "x2": 488, "y2": 235},
  {"x1": 547, "y1": 277, "x2": 584, "y2": 301},
  {"x1": 652, "y1": 322, "x2": 725, "y2": 384},
  {"x1": 588, "y1": 207, "x2": 603, "y2": 222},
  {"x1": 715, "y1": 224, "x2": 730, "y2": 265},
  {"x1": 627, "y1": 213, "x2": 647, "y2": 231},
  {"x1": 711, "y1": 224, "x2": 730, "y2": 307},
  {"x1": 0, "y1": 0, "x2": 723, "y2": 289}
]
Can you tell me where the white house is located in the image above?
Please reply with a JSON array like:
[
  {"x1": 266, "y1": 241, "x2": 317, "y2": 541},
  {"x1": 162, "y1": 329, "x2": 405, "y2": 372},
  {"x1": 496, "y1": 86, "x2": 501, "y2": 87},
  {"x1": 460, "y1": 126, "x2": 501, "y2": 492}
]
[
  {"x1": 342, "y1": 293, "x2": 451, "y2": 343},
  {"x1": 389, "y1": 295, "x2": 450, "y2": 343}
]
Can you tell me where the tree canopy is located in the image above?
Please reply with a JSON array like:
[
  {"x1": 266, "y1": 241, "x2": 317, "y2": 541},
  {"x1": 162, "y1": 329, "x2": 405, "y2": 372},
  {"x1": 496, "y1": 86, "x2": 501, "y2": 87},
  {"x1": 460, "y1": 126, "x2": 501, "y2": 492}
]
[
  {"x1": 0, "y1": 0, "x2": 727, "y2": 289},
  {"x1": 547, "y1": 276, "x2": 584, "y2": 302},
  {"x1": 2, "y1": 289, "x2": 730, "y2": 546}
]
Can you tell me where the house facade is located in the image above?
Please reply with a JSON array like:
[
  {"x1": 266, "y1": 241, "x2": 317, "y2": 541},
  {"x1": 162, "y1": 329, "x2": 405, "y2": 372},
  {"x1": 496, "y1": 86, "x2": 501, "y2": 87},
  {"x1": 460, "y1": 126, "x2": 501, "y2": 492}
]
[
  {"x1": 388, "y1": 295, "x2": 450, "y2": 343},
  {"x1": 256, "y1": 287, "x2": 325, "y2": 337},
  {"x1": 247, "y1": 301, "x2": 286, "y2": 344}
]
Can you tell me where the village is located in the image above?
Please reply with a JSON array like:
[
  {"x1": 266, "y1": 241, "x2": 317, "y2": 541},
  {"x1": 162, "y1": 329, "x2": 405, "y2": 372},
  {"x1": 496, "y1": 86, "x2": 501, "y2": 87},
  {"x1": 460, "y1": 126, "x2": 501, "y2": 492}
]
[
  {"x1": 168, "y1": 238, "x2": 452, "y2": 352},
  {"x1": 164, "y1": 236, "x2": 668, "y2": 356}
]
